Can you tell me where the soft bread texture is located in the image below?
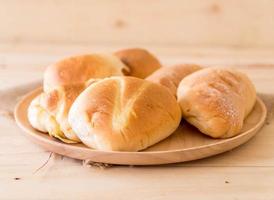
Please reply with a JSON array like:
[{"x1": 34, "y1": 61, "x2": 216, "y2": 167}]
[
  {"x1": 29, "y1": 53, "x2": 127, "y2": 143},
  {"x1": 146, "y1": 64, "x2": 202, "y2": 96},
  {"x1": 114, "y1": 48, "x2": 162, "y2": 79},
  {"x1": 28, "y1": 93, "x2": 74, "y2": 143},
  {"x1": 28, "y1": 94, "x2": 48, "y2": 133},
  {"x1": 177, "y1": 68, "x2": 256, "y2": 138},
  {"x1": 68, "y1": 76, "x2": 181, "y2": 151},
  {"x1": 44, "y1": 54, "x2": 127, "y2": 92},
  {"x1": 28, "y1": 83, "x2": 90, "y2": 143}
]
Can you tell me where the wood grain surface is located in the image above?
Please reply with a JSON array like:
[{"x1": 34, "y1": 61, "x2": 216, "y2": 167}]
[
  {"x1": 0, "y1": 45, "x2": 274, "y2": 199},
  {"x1": 1, "y1": 1, "x2": 274, "y2": 198},
  {"x1": 1, "y1": 0, "x2": 274, "y2": 48}
]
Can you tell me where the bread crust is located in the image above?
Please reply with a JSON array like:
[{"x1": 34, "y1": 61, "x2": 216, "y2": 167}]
[
  {"x1": 177, "y1": 68, "x2": 256, "y2": 138},
  {"x1": 28, "y1": 84, "x2": 90, "y2": 142},
  {"x1": 146, "y1": 64, "x2": 202, "y2": 96},
  {"x1": 68, "y1": 76, "x2": 181, "y2": 151},
  {"x1": 44, "y1": 54, "x2": 126, "y2": 92},
  {"x1": 30, "y1": 53, "x2": 127, "y2": 142},
  {"x1": 114, "y1": 48, "x2": 162, "y2": 79}
]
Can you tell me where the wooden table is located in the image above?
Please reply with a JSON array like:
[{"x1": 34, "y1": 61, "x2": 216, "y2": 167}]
[{"x1": 0, "y1": 44, "x2": 274, "y2": 199}]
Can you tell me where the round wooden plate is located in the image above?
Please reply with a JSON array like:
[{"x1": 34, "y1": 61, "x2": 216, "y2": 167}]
[{"x1": 14, "y1": 88, "x2": 267, "y2": 165}]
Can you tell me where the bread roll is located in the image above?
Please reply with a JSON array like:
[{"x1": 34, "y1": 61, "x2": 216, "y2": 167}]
[
  {"x1": 177, "y1": 68, "x2": 256, "y2": 138},
  {"x1": 28, "y1": 94, "x2": 48, "y2": 133},
  {"x1": 29, "y1": 53, "x2": 127, "y2": 143},
  {"x1": 146, "y1": 64, "x2": 202, "y2": 96},
  {"x1": 114, "y1": 48, "x2": 161, "y2": 79},
  {"x1": 44, "y1": 54, "x2": 127, "y2": 92},
  {"x1": 28, "y1": 83, "x2": 91, "y2": 143},
  {"x1": 28, "y1": 93, "x2": 76, "y2": 143},
  {"x1": 68, "y1": 76, "x2": 181, "y2": 151}
]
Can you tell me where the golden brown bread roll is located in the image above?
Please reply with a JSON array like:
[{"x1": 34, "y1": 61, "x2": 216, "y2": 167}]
[
  {"x1": 146, "y1": 64, "x2": 202, "y2": 96},
  {"x1": 29, "y1": 49, "x2": 161, "y2": 144},
  {"x1": 177, "y1": 68, "x2": 256, "y2": 138},
  {"x1": 29, "y1": 53, "x2": 127, "y2": 143},
  {"x1": 44, "y1": 54, "x2": 127, "y2": 92},
  {"x1": 68, "y1": 76, "x2": 181, "y2": 151},
  {"x1": 114, "y1": 48, "x2": 162, "y2": 79}
]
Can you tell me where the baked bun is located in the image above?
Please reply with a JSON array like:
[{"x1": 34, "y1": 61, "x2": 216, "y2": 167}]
[
  {"x1": 28, "y1": 94, "x2": 48, "y2": 133},
  {"x1": 146, "y1": 64, "x2": 202, "y2": 96},
  {"x1": 177, "y1": 68, "x2": 256, "y2": 138},
  {"x1": 44, "y1": 54, "x2": 127, "y2": 92},
  {"x1": 68, "y1": 76, "x2": 181, "y2": 151},
  {"x1": 28, "y1": 93, "x2": 75, "y2": 143},
  {"x1": 114, "y1": 48, "x2": 162, "y2": 79},
  {"x1": 28, "y1": 83, "x2": 90, "y2": 143},
  {"x1": 29, "y1": 53, "x2": 127, "y2": 143}
]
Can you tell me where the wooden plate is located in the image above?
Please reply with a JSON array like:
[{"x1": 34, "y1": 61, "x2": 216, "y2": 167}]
[{"x1": 14, "y1": 88, "x2": 267, "y2": 165}]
